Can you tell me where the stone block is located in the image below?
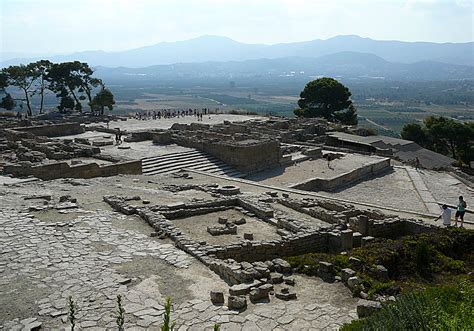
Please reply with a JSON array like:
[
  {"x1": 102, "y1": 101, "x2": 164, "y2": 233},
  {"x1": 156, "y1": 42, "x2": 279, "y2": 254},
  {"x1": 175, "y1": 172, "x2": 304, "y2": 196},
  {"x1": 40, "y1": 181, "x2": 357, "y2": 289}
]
[
  {"x1": 361, "y1": 236, "x2": 375, "y2": 246},
  {"x1": 269, "y1": 272, "x2": 284, "y2": 284},
  {"x1": 341, "y1": 268, "x2": 356, "y2": 284},
  {"x1": 283, "y1": 276, "x2": 296, "y2": 286},
  {"x1": 249, "y1": 287, "x2": 270, "y2": 302},
  {"x1": 347, "y1": 276, "x2": 361, "y2": 291},
  {"x1": 228, "y1": 296, "x2": 247, "y2": 311},
  {"x1": 318, "y1": 262, "x2": 335, "y2": 282},
  {"x1": 352, "y1": 232, "x2": 363, "y2": 247},
  {"x1": 349, "y1": 257, "x2": 363, "y2": 270},
  {"x1": 218, "y1": 216, "x2": 228, "y2": 224},
  {"x1": 357, "y1": 299, "x2": 382, "y2": 318},
  {"x1": 374, "y1": 265, "x2": 389, "y2": 281},
  {"x1": 358, "y1": 215, "x2": 370, "y2": 236},
  {"x1": 275, "y1": 287, "x2": 297, "y2": 301},
  {"x1": 272, "y1": 258, "x2": 292, "y2": 274},
  {"x1": 244, "y1": 233, "x2": 254, "y2": 240},
  {"x1": 233, "y1": 218, "x2": 246, "y2": 225},
  {"x1": 210, "y1": 291, "x2": 224, "y2": 304},
  {"x1": 341, "y1": 229, "x2": 353, "y2": 250}
]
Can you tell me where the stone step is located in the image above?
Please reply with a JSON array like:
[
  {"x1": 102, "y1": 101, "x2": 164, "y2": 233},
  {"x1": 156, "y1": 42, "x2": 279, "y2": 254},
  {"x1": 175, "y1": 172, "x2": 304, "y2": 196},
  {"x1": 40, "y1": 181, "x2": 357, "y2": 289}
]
[
  {"x1": 142, "y1": 152, "x2": 206, "y2": 165},
  {"x1": 142, "y1": 152, "x2": 210, "y2": 166},
  {"x1": 142, "y1": 148, "x2": 246, "y2": 178},
  {"x1": 144, "y1": 160, "x2": 230, "y2": 175},
  {"x1": 142, "y1": 157, "x2": 224, "y2": 173},
  {"x1": 191, "y1": 162, "x2": 233, "y2": 172},
  {"x1": 142, "y1": 154, "x2": 221, "y2": 170},
  {"x1": 142, "y1": 150, "x2": 203, "y2": 162}
]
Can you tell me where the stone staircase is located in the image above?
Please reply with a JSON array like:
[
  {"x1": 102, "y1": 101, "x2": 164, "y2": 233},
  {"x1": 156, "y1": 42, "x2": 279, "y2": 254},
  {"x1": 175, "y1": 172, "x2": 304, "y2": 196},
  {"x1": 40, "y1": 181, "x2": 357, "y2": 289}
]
[{"x1": 141, "y1": 150, "x2": 246, "y2": 178}]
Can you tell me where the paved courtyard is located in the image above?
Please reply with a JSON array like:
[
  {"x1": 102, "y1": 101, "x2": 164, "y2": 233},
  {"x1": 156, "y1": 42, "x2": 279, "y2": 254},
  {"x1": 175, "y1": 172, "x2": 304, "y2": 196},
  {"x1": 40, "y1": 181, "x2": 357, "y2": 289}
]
[{"x1": 0, "y1": 174, "x2": 358, "y2": 330}]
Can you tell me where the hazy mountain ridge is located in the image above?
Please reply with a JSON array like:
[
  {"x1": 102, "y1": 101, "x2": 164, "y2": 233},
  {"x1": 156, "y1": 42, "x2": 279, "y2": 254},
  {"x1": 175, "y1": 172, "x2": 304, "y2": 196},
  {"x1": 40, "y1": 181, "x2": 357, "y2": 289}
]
[
  {"x1": 95, "y1": 52, "x2": 474, "y2": 82},
  {"x1": 2, "y1": 35, "x2": 473, "y2": 68}
]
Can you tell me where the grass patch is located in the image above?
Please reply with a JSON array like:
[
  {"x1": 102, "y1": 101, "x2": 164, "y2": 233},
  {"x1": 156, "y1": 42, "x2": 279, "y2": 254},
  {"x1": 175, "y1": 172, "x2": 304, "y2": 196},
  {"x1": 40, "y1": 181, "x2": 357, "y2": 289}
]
[{"x1": 341, "y1": 281, "x2": 474, "y2": 330}]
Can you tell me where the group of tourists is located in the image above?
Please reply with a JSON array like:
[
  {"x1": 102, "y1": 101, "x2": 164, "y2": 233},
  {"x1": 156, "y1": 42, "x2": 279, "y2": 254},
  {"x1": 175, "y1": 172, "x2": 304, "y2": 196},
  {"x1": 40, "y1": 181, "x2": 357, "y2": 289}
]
[
  {"x1": 133, "y1": 108, "x2": 212, "y2": 121},
  {"x1": 435, "y1": 196, "x2": 468, "y2": 228}
]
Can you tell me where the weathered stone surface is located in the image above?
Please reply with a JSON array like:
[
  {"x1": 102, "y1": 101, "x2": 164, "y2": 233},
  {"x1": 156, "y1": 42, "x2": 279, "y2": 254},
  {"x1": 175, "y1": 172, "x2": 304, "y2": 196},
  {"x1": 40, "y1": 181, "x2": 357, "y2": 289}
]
[
  {"x1": 249, "y1": 287, "x2": 269, "y2": 302},
  {"x1": 362, "y1": 236, "x2": 375, "y2": 246},
  {"x1": 347, "y1": 276, "x2": 361, "y2": 291},
  {"x1": 352, "y1": 232, "x2": 363, "y2": 247},
  {"x1": 269, "y1": 272, "x2": 284, "y2": 284},
  {"x1": 349, "y1": 257, "x2": 363, "y2": 270},
  {"x1": 341, "y1": 268, "x2": 356, "y2": 283},
  {"x1": 229, "y1": 283, "x2": 252, "y2": 296},
  {"x1": 243, "y1": 233, "x2": 254, "y2": 240},
  {"x1": 272, "y1": 258, "x2": 292, "y2": 274},
  {"x1": 228, "y1": 296, "x2": 247, "y2": 311},
  {"x1": 210, "y1": 291, "x2": 225, "y2": 304},
  {"x1": 318, "y1": 262, "x2": 335, "y2": 282},
  {"x1": 275, "y1": 287, "x2": 297, "y2": 301},
  {"x1": 233, "y1": 218, "x2": 246, "y2": 225},
  {"x1": 218, "y1": 216, "x2": 228, "y2": 224},
  {"x1": 357, "y1": 299, "x2": 382, "y2": 318},
  {"x1": 283, "y1": 276, "x2": 296, "y2": 286},
  {"x1": 374, "y1": 265, "x2": 389, "y2": 281}
]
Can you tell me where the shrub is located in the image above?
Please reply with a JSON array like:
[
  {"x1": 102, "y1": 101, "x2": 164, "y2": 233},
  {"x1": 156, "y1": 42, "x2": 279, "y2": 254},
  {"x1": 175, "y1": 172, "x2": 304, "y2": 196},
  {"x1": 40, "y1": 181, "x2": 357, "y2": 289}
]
[
  {"x1": 341, "y1": 282, "x2": 474, "y2": 330},
  {"x1": 68, "y1": 296, "x2": 77, "y2": 331},
  {"x1": 116, "y1": 294, "x2": 125, "y2": 331},
  {"x1": 415, "y1": 240, "x2": 432, "y2": 277},
  {"x1": 161, "y1": 297, "x2": 175, "y2": 331}
]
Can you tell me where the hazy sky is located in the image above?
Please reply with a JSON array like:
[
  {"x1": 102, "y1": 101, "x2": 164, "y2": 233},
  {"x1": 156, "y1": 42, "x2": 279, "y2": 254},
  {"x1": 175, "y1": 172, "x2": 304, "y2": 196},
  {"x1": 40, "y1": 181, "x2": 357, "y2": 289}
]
[{"x1": 1, "y1": 0, "x2": 473, "y2": 55}]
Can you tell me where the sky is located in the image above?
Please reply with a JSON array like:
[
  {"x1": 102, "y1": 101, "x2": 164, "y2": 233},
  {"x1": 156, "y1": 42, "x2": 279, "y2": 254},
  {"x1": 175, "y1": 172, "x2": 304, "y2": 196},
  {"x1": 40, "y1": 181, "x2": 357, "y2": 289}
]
[{"x1": 1, "y1": 0, "x2": 473, "y2": 56}]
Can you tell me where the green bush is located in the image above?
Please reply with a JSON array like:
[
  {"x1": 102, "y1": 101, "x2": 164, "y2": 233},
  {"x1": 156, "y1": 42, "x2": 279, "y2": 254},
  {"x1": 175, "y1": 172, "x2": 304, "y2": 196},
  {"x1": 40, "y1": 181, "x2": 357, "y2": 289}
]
[
  {"x1": 415, "y1": 240, "x2": 432, "y2": 277},
  {"x1": 341, "y1": 282, "x2": 474, "y2": 331}
]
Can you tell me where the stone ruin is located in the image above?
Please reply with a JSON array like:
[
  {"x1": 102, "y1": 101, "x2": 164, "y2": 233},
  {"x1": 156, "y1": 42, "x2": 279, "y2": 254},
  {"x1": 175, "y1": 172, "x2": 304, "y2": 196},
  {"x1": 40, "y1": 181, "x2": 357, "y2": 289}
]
[
  {"x1": 103, "y1": 179, "x2": 435, "y2": 311},
  {"x1": 0, "y1": 122, "x2": 141, "y2": 180}
]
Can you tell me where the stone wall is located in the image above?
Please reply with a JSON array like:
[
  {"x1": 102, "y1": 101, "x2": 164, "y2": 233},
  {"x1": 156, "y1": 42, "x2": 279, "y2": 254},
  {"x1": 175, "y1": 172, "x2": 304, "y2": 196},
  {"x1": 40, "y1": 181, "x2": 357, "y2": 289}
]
[
  {"x1": 290, "y1": 158, "x2": 392, "y2": 192},
  {"x1": 175, "y1": 136, "x2": 281, "y2": 173},
  {"x1": 3, "y1": 160, "x2": 142, "y2": 180},
  {"x1": 12, "y1": 122, "x2": 85, "y2": 137},
  {"x1": 208, "y1": 231, "x2": 330, "y2": 262}
]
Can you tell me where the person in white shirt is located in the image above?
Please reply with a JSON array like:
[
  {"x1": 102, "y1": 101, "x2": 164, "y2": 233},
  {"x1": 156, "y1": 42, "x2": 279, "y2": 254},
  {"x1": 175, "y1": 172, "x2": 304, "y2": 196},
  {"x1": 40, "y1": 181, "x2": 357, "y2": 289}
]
[{"x1": 435, "y1": 205, "x2": 452, "y2": 227}]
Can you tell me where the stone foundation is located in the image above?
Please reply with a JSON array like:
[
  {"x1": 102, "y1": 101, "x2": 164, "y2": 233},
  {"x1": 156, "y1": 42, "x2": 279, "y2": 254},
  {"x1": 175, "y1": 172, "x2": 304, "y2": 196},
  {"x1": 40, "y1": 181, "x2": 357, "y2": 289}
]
[
  {"x1": 4, "y1": 160, "x2": 142, "y2": 180},
  {"x1": 290, "y1": 158, "x2": 392, "y2": 192}
]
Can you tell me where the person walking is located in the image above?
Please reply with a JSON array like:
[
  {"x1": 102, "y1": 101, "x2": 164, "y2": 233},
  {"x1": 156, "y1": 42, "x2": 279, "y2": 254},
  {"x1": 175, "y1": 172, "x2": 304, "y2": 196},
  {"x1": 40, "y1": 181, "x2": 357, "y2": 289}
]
[
  {"x1": 435, "y1": 204, "x2": 452, "y2": 227},
  {"x1": 455, "y1": 196, "x2": 467, "y2": 227},
  {"x1": 115, "y1": 128, "x2": 122, "y2": 145},
  {"x1": 415, "y1": 157, "x2": 421, "y2": 170}
]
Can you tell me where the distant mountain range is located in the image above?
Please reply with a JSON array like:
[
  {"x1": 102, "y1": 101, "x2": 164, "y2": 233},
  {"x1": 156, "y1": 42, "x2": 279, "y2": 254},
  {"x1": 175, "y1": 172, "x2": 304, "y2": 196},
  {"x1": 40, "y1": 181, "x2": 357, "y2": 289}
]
[
  {"x1": 2, "y1": 35, "x2": 473, "y2": 68},
  {"x1": 95, "y1": 52, "x2": 474, "y2": 82}
]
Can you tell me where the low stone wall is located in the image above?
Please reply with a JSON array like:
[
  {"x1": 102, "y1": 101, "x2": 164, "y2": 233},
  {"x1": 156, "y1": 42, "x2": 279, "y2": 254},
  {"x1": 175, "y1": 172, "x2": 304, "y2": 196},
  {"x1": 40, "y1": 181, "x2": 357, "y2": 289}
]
[
  {"x1": 3, "y1": 160, "x2": 142, "y2": 180},
  {"x1": 103, "y1": 192, "x2": 437, "y2": 290},
  {"x1": 209, "y1": 231, "x2": 330, "y2": 262},
  {"x1": 12, "y1": 122, "x2": 85, "y2": 137},
  {"x1": 290, "y1": 158, "x2": 392, "y2": 192}
]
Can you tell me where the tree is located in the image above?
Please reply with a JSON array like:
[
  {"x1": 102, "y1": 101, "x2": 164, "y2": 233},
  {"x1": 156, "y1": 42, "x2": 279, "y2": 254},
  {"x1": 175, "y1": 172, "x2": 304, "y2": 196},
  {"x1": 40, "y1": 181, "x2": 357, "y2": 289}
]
[
  {"x1": 48, "y1": 62, "x2": 81, "y2": 112},
  {"x1": 0, "y1": 72, "x2": 16, "y2": 110},
  {"x1": 77, "y1": 67, "x2": 102, "y2": 109},
  {"x1": 0, "y1": 93, "x2": 16, "y2": 110},
  {"x1": 401, "y1": 116, "x2": 474, "y2": 167},
  {"x1": 56, "y1": 95, "x2": 75, "y2": 113},
  {"x1": 91, "y1": 88, "x2": 115, "y2": 115},
  {"x1": 1, "y1": 64, "x2": 39, "y2": 116},
  {"x1": 47, "y1": 61, "x2": 102, "y2": 112},
  {"x1": 401, "y1": 123, "x2": 428, "y2": 145},
  {"x1": 294, "y1": 77, "x2": 357, "y2": 125},
  {"x1": 31, "y1": 60, "x2": 52, "y2": 113}
]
